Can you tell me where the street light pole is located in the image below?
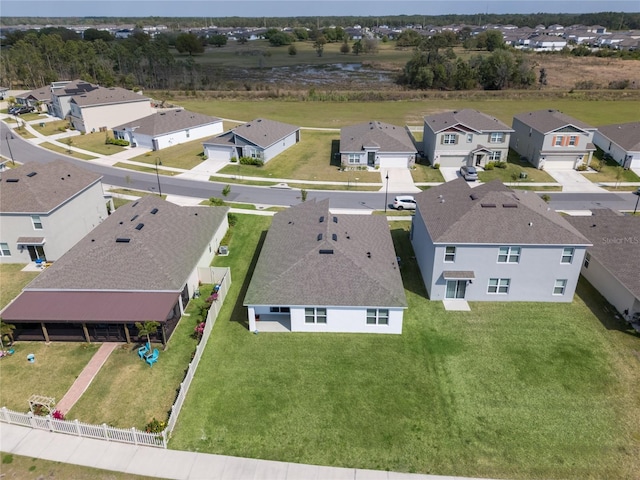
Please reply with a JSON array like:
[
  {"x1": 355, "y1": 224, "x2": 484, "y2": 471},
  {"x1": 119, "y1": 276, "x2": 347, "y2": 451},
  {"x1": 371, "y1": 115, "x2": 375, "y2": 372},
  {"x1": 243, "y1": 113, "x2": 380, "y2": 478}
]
[
  {"x1": 384, "y1": 172, "x2": 389, "y2": 212},
  {"x1": 155, "y1": 158, "x2": 162, "y2": 197},
  {"x1": 633, "y1": 188, "x2": 640, "y2": 215},
  {"x1": 5, "y1": 132, "x2": 15, "y2": 165}
]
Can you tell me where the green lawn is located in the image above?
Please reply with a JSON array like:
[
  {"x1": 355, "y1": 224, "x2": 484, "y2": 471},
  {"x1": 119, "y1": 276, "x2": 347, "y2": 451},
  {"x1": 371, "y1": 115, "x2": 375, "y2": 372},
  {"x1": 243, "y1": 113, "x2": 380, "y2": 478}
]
[
  {"x1": 411, "y1": 163, "x2": 445, "y2": 183},
  {"x1": 12, "y1": 127, "x2": 36, "y2": 139},
  {"x1": 32, "y1": 120, "x2": 70, "y2": 136},
  {"x1": 39, "y1": 142, "x2": 97, "y2": 160},
  {"x1": 129, "y1": 138, "x2": 208, "y2": 171},
  {"x1": 0, "y1": 264, "x2": 39, "y2": 310},
  {"x1": 583, "y1": 155, "x2": 640, "y2": 184},
  {"x1": 169, "y1": 215, "x2": 640, "y2": 480},
  {"x1": 0, "y1": 342, "x2": 101, "y2": 411},
  {"x1": 113, "y1": 162, "x2": 179, "y2": 176},
  {"x1": 69, "y1": 132, "x2": 127, "y2": 155},
  {"x1": 478, "y1": 151, "x2": 557, "y2": 183}
]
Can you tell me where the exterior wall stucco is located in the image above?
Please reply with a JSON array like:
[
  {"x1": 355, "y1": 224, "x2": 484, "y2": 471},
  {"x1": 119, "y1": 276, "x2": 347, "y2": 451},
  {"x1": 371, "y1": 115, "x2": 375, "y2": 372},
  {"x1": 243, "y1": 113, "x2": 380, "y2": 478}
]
[
  {"x1": 185, "y1": 214, "x2": 229, "y2": 299},
  {"x1": 117, "y1": 122, "x2": 224, "y2": 151},
  {"x1": 410, "y1": 208, "x2": 436, "y2": 299},
  {"x1": 580, "y1": 256, "x2": 640, "y2": 317},
  {"x1": 261, "y1": 130, "x2": 299, "y2": 163},
  {"x1": 72, "y1": 101, "x2": 153, "y2": 133},
  {"x1": 593, "y1": 131, "x2": 640, "y2": 170}
]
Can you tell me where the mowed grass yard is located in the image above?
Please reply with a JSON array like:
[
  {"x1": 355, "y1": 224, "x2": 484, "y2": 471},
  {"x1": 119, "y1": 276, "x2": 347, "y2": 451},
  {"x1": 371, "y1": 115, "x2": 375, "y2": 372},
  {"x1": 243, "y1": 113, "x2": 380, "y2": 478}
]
[
  {"x1": 0, "y1": 264, "x2": 39, "y2": 309},
  {"x1": 169, "y1": 215, "x2": 640, "y2": 480}
]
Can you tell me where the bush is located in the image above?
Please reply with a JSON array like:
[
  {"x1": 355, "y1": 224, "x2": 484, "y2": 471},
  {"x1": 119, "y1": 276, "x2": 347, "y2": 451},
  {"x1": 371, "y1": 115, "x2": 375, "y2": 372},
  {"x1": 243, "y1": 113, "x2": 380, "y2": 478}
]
[
  {"x1": 495, "y1": 161, "x2": 508, "y2": 169},
  {"x1": 209, "y1": 197, "x2": 226, "y2": 206},
  {"x1": 484, "y1": 162, "x2": 495, "y2": 170},
  {"x1": 432, "y1": 163, "x2": 440, "y2": 169},
  {"x1": 106, "y1": 137, "x2": 130, "y2": 146},
  {"x1": 145, "y1": 418, "x2": 166, "y2": 433},
  {"x1": 239, "y1": 156, "x2": 264, "y2": 166},
  {"x1": 230, "y1": 157, "x2": 238, "y2": 163},
  {"x1": 228, "y1": 212, "x2": 238, "y2": 227},
  {"x1": 576, "y1": 163, "x2": 588, "y2": 171}
]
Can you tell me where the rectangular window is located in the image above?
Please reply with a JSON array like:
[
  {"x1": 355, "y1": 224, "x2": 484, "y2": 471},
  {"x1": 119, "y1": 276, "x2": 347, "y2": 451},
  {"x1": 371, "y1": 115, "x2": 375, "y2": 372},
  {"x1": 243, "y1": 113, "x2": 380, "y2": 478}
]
[
  {"x1": 0, "y1": 243, "x2": 10, "y2": 256},
  {"x1": 569, "y1": 135, "x2": 577, "y2": 146},
  {"x1": 561, "y1": 247, "x2": 574, "y2": 264},
  {"x1": 583, "y1": 252, "x2": 591, "y2": 269},
  {"x1": 269, "y1": 307, "x2": 290, "y2": 313},
  {"x1": 186, "y1": 129, "x2": 190, "y2": 138},
  {"x1": 444, "y1": 246, "x2": 456, "y2": 263},
  {"x1": 490, "y1": 132, "x2": 504, "y2": 143},
  {"x1": 366, "y1": 308, "x2": 389, "y2": 325},
  {"x1": 554, "y1": 136, "x2": 563, "y2": 146},
  {"x1": 31, "y1": 215, "x2": 43, "y2": 229},
  {"x1": 348, "y1": 153, "x2": 360, "y2": 164},
  {"x1": 443, "y1": 134, "x2": 457, "y2": 145},
  {"x1": 466, "y1": 133, "x2": 473, "y2": 143},
  {"x1": 488, "y1": 151, "x2": 501, "y2": 161},
  {"x1": 553, "y1": 279, "x2": 567, "y2": 295},
  {"x1": 305, "y1": 307, "x2": 327, "y2": 324},
  {"x1": 497, "y1": 246, "x2": 521, "y2": 263},
  {"x1": 488, "y1": 278, "x2": 510, "y2": 294}
]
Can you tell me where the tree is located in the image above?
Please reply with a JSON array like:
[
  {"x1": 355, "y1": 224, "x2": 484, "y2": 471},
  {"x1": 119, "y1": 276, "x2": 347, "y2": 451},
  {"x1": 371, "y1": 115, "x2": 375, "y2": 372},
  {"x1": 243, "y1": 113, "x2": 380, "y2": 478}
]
[
  {"x1": 352, "y1": 40, "x2": 363, "y2": 56},
  {"x1": 175, "y1": 33, "x2": 204, "y2": 55},
  {"x1": 340, "y1": 39, "x2": 350, "y2": 54},
  {"x1": 476, "y1": 30, "x2": 506, "y2": 51},
  {"x1": 288, "y1": 44, "x2": 297, "y2": 56},
  {"x1": 209, "y1": 34, "x2": 227, "y2": 48},
  {"x1": 135, "y1": 321, "x2": 160, "y2": 347},
  {"x1": 0, "y1": 320, "x2": 16, "y2": 349},
  {"x1": 83, "y1": 28, "x2": 114, "y2": 42},
  {"x1": 314, "y1": 36, "x2": 327, "y2": 57},
  {"x1": 222, "y1": 184, "x2": 231, "y2": 197},
  {"x1": 396, "y1": 29, "x2": 422, "y2": 47},
  {"x1": 301, "y1": 189, "x2": 308, "y2": 202},
  {"x1": 539, "y1": 67, "x2": 548, "y2": 86}
]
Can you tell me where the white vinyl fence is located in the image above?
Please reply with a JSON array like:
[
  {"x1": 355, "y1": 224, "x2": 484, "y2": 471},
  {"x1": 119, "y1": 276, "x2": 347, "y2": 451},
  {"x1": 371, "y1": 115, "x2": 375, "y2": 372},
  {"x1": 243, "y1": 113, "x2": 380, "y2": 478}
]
[{"x1": 0, "y1": 267, "x2": 231, "y2": 449}]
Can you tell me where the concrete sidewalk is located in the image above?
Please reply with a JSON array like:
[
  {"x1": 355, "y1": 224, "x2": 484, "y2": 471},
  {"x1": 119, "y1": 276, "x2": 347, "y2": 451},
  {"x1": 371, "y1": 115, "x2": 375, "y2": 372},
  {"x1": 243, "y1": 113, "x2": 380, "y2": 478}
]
[{"x1": 0, "y1": 423, "x2": 491, "y2": 480}]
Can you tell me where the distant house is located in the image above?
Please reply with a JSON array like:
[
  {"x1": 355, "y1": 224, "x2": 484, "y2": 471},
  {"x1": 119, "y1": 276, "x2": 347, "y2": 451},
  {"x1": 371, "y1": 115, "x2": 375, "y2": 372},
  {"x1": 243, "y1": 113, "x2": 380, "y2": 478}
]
[
  {"x1": 0, "y1": 87, "x2": 8, "y2": 100},
  {"x1": 565, "y1": 209, "x2": 640, "y2": 320},
  {"x1": 0, "y1": 160, "x2": 109, "y2": 264},
  {"x1": 50, "y1": 80, "x2": 98, "y2": 119},
  {"x1": 510, "y1": 109, "x2": 597, "y2": 170},
  {"x1": 15, "y1": 87, "x2": 51, "y2": 112},
  {"x1": 68, "y1": 86, "x2": 152, "y2": 133},
  {"x1": 202, "y1": 118, "x2": 300, "y2": 164},
  {"x1": 411, "y1": 178, "x2": 590, "y2": 302},
  {"x1": 1, "y1": 196, "x2": 229, "y2": 344},
  {"x1": 244, "y1": 199, "x2": 407, "y2": 334},
  {"x1": 592, "y1": 122, "x2": 640, "y2": 170},
  {"x1": 339, "y1": 121, "x2": 417, "y2": 169},
  {"x1": 113, "y1": 109, "x2": 223, "y2": 151},
  {"x1": 529, "y1": 35, "x2": 567, "y2": 51},
  {"x1": 422, "y1": 109, "x2": 513, "y2": 168}
]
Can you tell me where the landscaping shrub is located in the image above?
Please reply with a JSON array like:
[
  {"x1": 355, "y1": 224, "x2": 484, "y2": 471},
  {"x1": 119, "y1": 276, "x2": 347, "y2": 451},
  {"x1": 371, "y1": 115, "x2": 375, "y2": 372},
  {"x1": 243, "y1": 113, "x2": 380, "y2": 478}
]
[
  {"x1": 227, "y1": 212, "x2": 238, "y2": 227},
  {"x1": 494, "y1": 161, "x2": 508, "y2": 169},
  {"x1": 106, "y1": 137, "x2": 130, "y2": 147},
  {"x1": 432, "y1": 163, "x2": 440, "y2": 169},
  {"x1": 485, "y1": 162, "x2": 495, "y2": 170},
  {"x1": 145, "y1": 417, "x2": 166, "y2": 433},
  {"x1": 576, "y1": 163, "x2": 588, "y2": 171},
  {"x1": 239, "y1": 156, "x2": 264, "y2": 166}
]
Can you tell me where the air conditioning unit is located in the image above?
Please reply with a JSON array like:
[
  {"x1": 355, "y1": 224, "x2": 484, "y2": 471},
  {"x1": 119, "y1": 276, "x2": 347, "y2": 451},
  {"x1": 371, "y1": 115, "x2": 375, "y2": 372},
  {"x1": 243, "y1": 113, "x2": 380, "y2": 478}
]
[{"x1": 218, "y1": 246, "x2": 229, "y2": 255}]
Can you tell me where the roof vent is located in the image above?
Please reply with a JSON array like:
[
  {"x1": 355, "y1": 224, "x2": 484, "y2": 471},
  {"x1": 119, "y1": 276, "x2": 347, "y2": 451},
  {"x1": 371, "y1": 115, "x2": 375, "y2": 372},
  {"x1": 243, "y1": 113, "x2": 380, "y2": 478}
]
[
  {"x1": 502, "y1": 203, "x2": 518, "y2": 208},
  {"x1": 481, "y1": 203, "x2": 497, "y2": 208},
  {"x1": 150, "y1": 208, "x2": 158, "y2": 214},
  {"x1": 333, "y1": 216, "x2": 338, "y2": 223},
  {"x1": 131, "y1": 215, "x2": 139, "y2": 221},
  {"x1": 319, "y1": 249, "x2": 334, "y2": 254},
  {"x1": 132, "y1": 201, "x2": 139, "y2": 207},
  {"x1": 116, "y1": 237, "x2": 131, "y2": 243},
  {"x1": 135, "y1": 223, "x2": 144, "y2": 230},
  {"x1": 5, "y1": 178, "x2": 19, "y2": 183},
  {"x1": 319, "y1": 216, "x2": 324, "y2": 223},
  {"x1": 332, "y1": 233, "x2": 337, "y2": 241},
  {"x1": 528, "y1": 222, "x2": 533, "y2": 226},
  {"x1": 27, "y1": 172, "x2": 37, "y2": 177},
  {"x1": 470, "y1": 194, "x2": 478, "y2": 200},
  {"x1": 317, "y1": 233, "x2": 323, "y2": 241},
  {"x1": 367, "y1": 252, "x2": 371, "y2": 258}
]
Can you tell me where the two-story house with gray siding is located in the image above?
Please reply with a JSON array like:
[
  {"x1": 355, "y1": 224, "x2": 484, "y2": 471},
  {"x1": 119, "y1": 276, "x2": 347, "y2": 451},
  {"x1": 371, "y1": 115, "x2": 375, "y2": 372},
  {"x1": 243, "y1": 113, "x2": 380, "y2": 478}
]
[
  {"x1": 422, "y1": 109, "x2": 513, "y2": 168},
  {"x1": 510, "y1": 109, "x2": 597, "y2": 170},
  {"x1": 411, "y1": 178, "x2": 591, "y2": 302},
  {"x1": 0, "y1": 160, "x2": 110, "y2": 264},
  {"x1": 49, "y1": 80, "x2": 98, "y2": 119},
  {"x1": 202, "y1": 118, "x2": 300, "y2": 164}
]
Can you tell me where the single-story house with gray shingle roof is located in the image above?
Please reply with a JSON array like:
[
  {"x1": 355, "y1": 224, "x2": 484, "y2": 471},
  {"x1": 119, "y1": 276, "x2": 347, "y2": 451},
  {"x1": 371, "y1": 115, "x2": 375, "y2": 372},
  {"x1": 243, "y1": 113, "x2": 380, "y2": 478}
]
[
  {"x1": 510, "y1": 109, "x2": 597, "y2": 170},
  {"x1": 340, "y1": 121, "x2": 417, "y2": 169},
  {"x1": 1, "y1": 196, "x2": 229, "y2": 344},
  {"x1": 244, "y1": 199, "x2": 407, "y2": 334},
  {"x1": 423, "y1": 109, "x2": 513, "y2": 168},
  {"x1": 592, "y1": 122, "x2": 640, "y2": 170},
  {"x1": 565, "y1": 209, "x2": 640, "y2": 321},
  {"x1": 411, "y1": 178, "x2": 591, "y2": 302},
  {"x1": 0, "y1": 159, "x2": 108, "y2": 264},
  {"x1": 113, "y1": 109, "x2": 223, "y2": 151},
  {"x1": 15, "y1": 87, "x2": 51, "y2": 111},
  {"x1": 68, "y1": 86, "x2": 152, "y2": 133},
  {"x1": 202, "y1": 118, "x2": 300, "y2": 164}
]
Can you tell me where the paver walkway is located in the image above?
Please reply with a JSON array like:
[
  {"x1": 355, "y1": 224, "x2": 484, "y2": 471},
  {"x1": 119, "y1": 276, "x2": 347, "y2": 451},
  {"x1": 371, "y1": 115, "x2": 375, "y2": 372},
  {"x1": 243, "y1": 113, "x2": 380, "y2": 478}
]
[{"x1": 55, "y1": 342, "x2": 120, "y2": 414}]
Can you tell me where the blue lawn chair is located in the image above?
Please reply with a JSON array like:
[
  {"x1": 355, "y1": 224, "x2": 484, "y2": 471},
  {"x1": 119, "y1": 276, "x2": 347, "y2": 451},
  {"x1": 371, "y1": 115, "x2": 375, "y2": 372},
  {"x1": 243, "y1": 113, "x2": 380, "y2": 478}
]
[
  {"x1": 138, "y1": 342, "x2": 151, "y2": 359},
  {"x1": 145, "y1": 348, "x2": 159, "y2": 367}
]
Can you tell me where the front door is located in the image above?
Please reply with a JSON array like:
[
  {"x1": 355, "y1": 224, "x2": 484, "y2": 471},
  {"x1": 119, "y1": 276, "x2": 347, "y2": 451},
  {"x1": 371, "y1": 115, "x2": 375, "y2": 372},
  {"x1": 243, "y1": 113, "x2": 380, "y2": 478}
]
[
  {"x1": 368, "y1": 152, "x2": 375, "y2": 166},
  {"x1": 446, "y1": 280, "x2": 467, "y2": 299},
  {"x1": 27, "y1": 245, "x2": 46, "y2": 261},
  {"x1": 475, "y1": 154, "x2": 483, "y2": 166}
]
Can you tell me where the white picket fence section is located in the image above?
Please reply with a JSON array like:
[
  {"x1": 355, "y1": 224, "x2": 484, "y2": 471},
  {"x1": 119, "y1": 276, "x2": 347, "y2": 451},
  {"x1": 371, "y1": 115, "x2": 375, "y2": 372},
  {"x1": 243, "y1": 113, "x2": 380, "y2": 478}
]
[{"x1": 0, "y1": 267, "x2": 231, "y2": 449}]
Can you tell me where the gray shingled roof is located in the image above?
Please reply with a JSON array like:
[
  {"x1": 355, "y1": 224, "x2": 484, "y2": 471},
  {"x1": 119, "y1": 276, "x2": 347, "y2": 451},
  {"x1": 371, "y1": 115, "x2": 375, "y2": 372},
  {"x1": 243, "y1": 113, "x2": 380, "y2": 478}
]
[
  {"x1": 513, "y1": 109, "x2": 595, "y2": 134},
  {"x1": 0, "y1": 160, "x2": 103, "y2": 214},
  {"x1": 16, "y1": 88, "x2": 51, "y2": 102},
  {"x1": 71, "y1": 86, "x2": 150, "y2": 107},
  {"x1": 340, "y1": 121, "x2": 417, "y2": 153},
  {"x1": 414, "y1": 178, "x2": 591, "y2": 245},
  {"x1": 204, "y1": 118, "x2": 299, "y2": 149},
  {"x1": 244, "y1": 199, "x2": 407, "y2": 308},
  {"x1": 424, "y1": 109, "x2": 513, "y2": 134},
  {"x1": 113, "y1": 109, "x2": 222, "y2": 136},
  {"x1": 53, "y1": 80, "x2": 98, "y2": 97},
  {"x1": 596, "y1": 122, "x2": 640, "y2": 152},
  {"x1": 566, "y1": 209, "x2": 640, "y2": 299},
  {"x1": 26, "y1": 196, "x2": 229, "y2": 291}
]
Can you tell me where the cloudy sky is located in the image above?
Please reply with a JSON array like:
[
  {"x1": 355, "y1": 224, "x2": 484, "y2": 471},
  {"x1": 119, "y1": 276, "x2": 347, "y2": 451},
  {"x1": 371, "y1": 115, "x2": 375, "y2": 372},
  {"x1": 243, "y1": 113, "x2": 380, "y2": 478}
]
[{"x1": 1, "y1": 0, "x2": 638, "y2": 18}]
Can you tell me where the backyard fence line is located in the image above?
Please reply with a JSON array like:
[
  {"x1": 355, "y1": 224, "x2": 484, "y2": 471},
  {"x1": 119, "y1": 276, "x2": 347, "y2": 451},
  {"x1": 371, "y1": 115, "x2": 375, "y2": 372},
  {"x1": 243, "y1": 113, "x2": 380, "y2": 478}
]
[{"x1": 0, "y1": 267, "x2": 232, "y2": 450}]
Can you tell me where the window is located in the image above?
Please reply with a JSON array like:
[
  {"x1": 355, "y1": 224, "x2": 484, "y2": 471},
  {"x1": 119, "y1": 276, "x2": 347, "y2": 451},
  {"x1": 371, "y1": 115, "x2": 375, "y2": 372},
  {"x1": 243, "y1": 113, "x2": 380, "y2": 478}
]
[
  {"x1": 270, "y1": 307, "x2": 290, "y2": 313},
  {"x1": 366, "y1": 308, "x2": 389, "y2": 325},
  {"x1": 305, "y1": 307, "x2": 327, "y2": 324},
  {"x1": 488, "y1": 151, "x2": 501, "y2": 161},
  {"x1": 497, "y1": 246, "x2": 521, "y2": 263},
  {"x1": 583, "y1": 252, "x2": 591, "y2": 269},
  {"x1": 488, "y1": 278, "x2": 510, "y2": 294},
  {"x1": 553, "y1": 279, "x2": 567, "y2": 295},
  {"x1": 348, "y1": 153, "x2": 360, "y2": 164},
  {"x1": 554, "y1": 136, "x2": 563, "y2": 146},
  {"x1": 561, "y1": 247, "x2": 574, "y2": 264},
  {"x1": 31, "y1": 215, "x2": 43, "y2": 230},
  {"x1": 443, "y1": 134, "x2": 457, "y2": 145},
  {"x1": 0, "y1": 243, "x2": 10, "y2": 257},
  {"x1": 186, "y1": 129, "x2": 190, "y2": 138},
  {"x1": 569, "y1": 135, "x2": 577, "y2": 146},
  {"x1": 466, "y1": 133, "x2": 473, "y2": 143},
  {"x1": 490, "y1": 132, "x2": 504, "y2": 143},
  {"x1": 444, "y1": 246, "x2": 456, "y2": 262}
]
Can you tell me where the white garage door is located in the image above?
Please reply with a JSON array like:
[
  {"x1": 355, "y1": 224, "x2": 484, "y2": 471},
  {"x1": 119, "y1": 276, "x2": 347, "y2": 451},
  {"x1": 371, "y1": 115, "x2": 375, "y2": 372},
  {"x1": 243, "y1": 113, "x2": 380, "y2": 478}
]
[
  {"x1": 543, "y1": 160, "x2": 577, "y2": 169},
  {"x1": 378, "y1": 156, "x2": 409, "y2": 168},
  {"x1": 437, "y1": 155, "x2": 467, "y2": 168},
  {"x1": 205, "y1": 146, "x2": 233, "y2": 162}
]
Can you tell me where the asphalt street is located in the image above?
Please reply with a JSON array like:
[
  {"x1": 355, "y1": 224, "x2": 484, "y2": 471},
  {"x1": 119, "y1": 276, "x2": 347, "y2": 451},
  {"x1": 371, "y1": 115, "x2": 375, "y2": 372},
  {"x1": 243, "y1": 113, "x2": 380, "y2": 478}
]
[{"x1": 2, "y1": 122, "x2": 639, "y2": 212}]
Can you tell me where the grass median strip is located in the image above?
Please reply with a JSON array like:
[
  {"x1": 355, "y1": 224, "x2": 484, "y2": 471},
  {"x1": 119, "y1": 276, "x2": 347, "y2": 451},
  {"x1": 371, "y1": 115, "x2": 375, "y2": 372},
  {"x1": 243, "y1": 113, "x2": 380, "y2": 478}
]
[{"x1": 39, "y1": 142, "x2": 97, "y2": 160}]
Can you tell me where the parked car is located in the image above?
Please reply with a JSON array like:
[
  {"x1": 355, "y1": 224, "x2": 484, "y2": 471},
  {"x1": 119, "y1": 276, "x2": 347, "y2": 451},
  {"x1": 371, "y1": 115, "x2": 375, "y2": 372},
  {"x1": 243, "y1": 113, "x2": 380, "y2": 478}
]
[
  {"x1": 392, "y1": 195, "x2": 416, "y2": 210},
  {"x1": 460, "y1": 165, "x2": 478, "y2": 181},
  {"x1": 11, "y1": 106, "x2": 35, "y2": 115}
]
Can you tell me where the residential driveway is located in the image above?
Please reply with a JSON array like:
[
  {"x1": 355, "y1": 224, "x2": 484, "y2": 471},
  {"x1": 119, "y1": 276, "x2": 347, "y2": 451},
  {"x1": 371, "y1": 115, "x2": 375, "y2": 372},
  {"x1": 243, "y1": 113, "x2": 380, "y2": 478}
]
[
  {"x1": 544, "y1": 169, "x2": 608, "y2": 193},
  {"x1": 440, "y1": 167, "x2": 461, "y2": 182},
  {"x1": 380, "y1": 168, "x2": 421, "y2": 193}
]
